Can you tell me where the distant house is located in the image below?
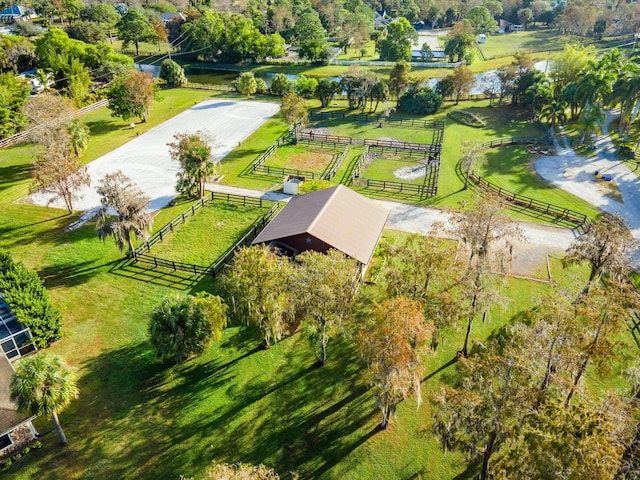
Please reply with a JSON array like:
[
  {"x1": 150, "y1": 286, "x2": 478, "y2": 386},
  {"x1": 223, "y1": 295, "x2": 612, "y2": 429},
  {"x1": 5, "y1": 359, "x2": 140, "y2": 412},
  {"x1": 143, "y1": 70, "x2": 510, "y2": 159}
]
[
  {"x1": 0, "y1": 351, "x2": 37, "y2": 460},
  {"x1": 374, "y1": 10, "x2": 392, "y2": 29},
  {"x1": 0, "y1": 5, "x2": 29, "y2": 23},
  {"x1": 160, "y1": 12, "x2": 186, "y2": 25},
  {"x1": 252, "y1": 185, "x2": 389, "y2": 275},
  {"x1": 411, "y1": 49, "x2": 448, "y2": 61}
]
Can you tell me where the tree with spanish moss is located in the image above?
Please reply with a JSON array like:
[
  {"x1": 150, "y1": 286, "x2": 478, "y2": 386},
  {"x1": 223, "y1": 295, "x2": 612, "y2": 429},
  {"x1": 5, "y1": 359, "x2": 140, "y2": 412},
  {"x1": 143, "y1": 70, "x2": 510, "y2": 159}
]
[
  {"x1": 222, "y1": 245, "x2": 296, "y2": 349},
  {"x1": 358, "y1": 297, "x2": 432, "y2": 429},
  {"x1": 563, "y1": 212, "x2": 635, "y2": 296},
  {"x1": 167, "y1": 130, "x2": 216, "y2": 199},
  {"x1": 95, "y1": 171, "x2": 153, "y2": 254}
]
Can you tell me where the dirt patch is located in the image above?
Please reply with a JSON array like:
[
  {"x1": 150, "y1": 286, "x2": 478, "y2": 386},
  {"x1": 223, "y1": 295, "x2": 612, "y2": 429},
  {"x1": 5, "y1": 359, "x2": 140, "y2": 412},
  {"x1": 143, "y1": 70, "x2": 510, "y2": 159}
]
[
  {"x1": 594, "y1": 178, "x2": 624, "y2": 203},
  {"x1": 303, "y1": 127, "x2": 333, "y2": 136},
  {"x1": 286, "y1": 151, "x2": 335, "y2": 171}
]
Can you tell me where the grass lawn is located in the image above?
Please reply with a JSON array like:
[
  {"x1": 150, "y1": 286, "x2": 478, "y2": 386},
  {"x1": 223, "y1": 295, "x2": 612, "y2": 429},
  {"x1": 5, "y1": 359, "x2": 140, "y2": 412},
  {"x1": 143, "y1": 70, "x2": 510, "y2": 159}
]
[
  {"x1": 477, "y1": 145, "x2": 601, "y2": 218},
  {"x1": 148, "y1": 202, "x2": 274, "y2": 265},
  {"x1": 477, "y1": 29, "x2": 570, "y2": 59},
  {"x1": 357, "y1": 150, "x2": 434, "y2": 186}
]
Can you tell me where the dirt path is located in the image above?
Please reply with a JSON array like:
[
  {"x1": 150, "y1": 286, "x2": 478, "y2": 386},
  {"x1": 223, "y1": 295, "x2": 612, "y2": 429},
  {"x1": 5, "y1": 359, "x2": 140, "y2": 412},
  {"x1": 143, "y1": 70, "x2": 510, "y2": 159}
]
[{"x1": 534, "y1": 110, "x2": 640, "y2": 265}]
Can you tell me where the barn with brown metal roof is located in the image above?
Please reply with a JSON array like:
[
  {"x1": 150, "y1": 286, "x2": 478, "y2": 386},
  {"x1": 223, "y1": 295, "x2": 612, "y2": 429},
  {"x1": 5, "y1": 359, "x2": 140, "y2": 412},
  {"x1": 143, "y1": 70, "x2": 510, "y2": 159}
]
[{"x1": 251, "y1": 185, "x2": 389, "y2": 272}]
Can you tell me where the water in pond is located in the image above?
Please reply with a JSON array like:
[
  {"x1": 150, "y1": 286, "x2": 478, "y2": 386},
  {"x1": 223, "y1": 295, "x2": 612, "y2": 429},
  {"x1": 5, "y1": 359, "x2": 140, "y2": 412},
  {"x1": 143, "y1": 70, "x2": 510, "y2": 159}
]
[{"x1": 136, "y1": 60, "x2": 551, "y2": 93}]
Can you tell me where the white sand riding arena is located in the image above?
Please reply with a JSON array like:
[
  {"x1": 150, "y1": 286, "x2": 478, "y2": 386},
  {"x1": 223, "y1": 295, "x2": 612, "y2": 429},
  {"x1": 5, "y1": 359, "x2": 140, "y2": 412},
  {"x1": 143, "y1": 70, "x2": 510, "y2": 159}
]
[{"x1": 31, "y1": 99, "x2": 280, "y2": 212}]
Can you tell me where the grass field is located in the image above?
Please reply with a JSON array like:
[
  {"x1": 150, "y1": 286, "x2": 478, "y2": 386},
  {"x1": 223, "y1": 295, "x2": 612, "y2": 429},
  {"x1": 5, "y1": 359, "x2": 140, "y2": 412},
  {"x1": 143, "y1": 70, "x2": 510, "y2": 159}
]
[
  {"x1": 2, "y1": 87, "x2": 630, "y2": 479},
  {"x1": 357, "y1": 149, "x2": 435, "y2": 186},
  {"x1": 148, "y1": 202, "x2": 274, "y2": 266},
  {"x1": 476, "y1": 29, "x2": 570, "y2": 59}
]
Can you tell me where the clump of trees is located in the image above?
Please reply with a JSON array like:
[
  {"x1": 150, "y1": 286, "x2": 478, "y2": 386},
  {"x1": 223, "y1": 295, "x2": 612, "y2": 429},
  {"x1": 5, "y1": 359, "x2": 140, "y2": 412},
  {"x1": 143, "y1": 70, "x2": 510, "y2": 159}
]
[
  {"x1": 398, "y1": 86, "x2": 443, "y2": 115},
  {"x1": 0, "y1": 251, "x2": 63, "y2": 347}
]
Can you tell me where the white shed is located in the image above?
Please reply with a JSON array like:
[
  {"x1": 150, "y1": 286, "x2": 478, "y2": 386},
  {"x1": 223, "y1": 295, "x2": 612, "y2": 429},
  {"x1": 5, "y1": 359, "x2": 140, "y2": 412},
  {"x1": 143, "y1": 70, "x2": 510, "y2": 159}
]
[{"x1": 478, "y1": 34, "x2": 487, "y2": 44}]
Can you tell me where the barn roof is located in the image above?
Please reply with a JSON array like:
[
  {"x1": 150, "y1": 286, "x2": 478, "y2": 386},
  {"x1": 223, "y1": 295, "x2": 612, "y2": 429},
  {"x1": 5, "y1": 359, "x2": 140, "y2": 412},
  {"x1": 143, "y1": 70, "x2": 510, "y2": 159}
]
[{"x1": 252, "y1": 185, "x2": 389, "y2": 265}]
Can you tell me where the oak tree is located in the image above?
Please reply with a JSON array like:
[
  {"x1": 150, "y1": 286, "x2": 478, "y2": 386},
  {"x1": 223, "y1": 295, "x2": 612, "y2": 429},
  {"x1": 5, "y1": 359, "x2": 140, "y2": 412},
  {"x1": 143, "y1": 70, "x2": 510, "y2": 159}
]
[
  {"x1": 222, "y1": 245, "x2": 296, "y2": 348},
  {"x1": 295, "y1": 249, "x2": 358, "y2": 366},
  {"x1": 358, "y1": 297, "x2": 432, "y2": 429},
  {"x1": 107, "y1": 70, "x2": 156, "y2": 123}
]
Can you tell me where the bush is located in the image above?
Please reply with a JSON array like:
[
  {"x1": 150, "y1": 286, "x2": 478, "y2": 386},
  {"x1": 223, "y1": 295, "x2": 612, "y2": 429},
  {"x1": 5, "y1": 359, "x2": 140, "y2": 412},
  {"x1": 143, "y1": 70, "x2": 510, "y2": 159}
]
[
  {"x1": 398, "y1": 87, "x2": 443, "y2": 115},
  {"x1": 0, "y1": 251, "x2": 62, "y2": 347},
  {"x1": 159, "y1": 59, "x2": 186, "y2": 87}
]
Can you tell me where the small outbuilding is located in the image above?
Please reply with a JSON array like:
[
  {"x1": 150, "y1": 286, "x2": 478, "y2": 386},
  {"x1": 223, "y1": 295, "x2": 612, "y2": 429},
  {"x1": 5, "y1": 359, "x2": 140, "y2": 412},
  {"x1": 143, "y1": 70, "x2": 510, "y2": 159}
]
[
  {"x1": 252, "y1": 185, "x2": 389, "y2": 274},
  {"x1": 478, "y1": 34, "x2": 487, "y2": 44}
]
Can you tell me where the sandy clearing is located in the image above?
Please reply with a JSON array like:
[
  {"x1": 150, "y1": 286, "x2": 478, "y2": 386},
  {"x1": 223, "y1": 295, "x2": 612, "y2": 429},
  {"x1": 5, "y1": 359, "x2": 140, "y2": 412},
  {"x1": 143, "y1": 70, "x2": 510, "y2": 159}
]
[{"x1": 31, "y1": 99, "x2": 280, "y2": 212}]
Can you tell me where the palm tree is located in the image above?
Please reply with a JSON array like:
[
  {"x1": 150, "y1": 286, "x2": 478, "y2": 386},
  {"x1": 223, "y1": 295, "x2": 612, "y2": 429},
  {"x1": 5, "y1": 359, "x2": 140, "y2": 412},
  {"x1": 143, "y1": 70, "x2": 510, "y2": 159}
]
[
  {"x1": 10, "y1": 354, "x2": 78, "y2": 445},
  {"x1": 539, "y1": 98, "x2": 568, "y2": 128},
  {"x1": 96, "y1": 171, "x2": 153, "y2": 254},
  {"x1": 576, "y1": 105, "x2": 606, "y2": 144},
  {"x1": 167, "y1": 131, "x2": 216, "y2": 199},
  {"x1": 35, "y1": 69, "x2": 56, "y2": 95},
  {"x1": 149, "y1": 293, "x2": 227, "y2": 364},
  {"x1": 67, "y1": 119, "x2": 91, "y2": 157}
]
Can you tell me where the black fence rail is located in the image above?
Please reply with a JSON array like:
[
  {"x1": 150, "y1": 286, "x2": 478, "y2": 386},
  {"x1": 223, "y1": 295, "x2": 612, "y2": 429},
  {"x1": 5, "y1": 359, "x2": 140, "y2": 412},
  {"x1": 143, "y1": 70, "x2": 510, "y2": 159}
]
[
  {"x1": 322, "y1": 145, "x2": 349, "y2": 181},
  {"x1": 469, "y1": 173, "x2": 589, "y2": 230},
  {"x1": 297, "y1": 131, "x2": 441, "y2": 153},
  {"x1": 252, "y1": 132, "x2": 292, "y2": 171},
  {"x1": 365, "y1": 179, "x2": 435, "y2": 196},
  {"x1": 308, "y1": 111, "x2": 445, "y2": 131},
  {"x1": 254, "y1": 164, "x2": 316, "y2": 178},
  {"x1": 349, "y1": 146, "x2": 370, "y2": 184},
  {"x1": 133, "y1": 202, "x2": 280, "y2": 277},
  {"x1": 481, "y1": 136, "x2": 551, "y2": 149},
  {"x1": 368, "y1": 145, "x2": 435, "y2": 159},
  {"x1": 134, "y1": 191, "x2": 268, "y2": 255},
  {"x1": 183, "y1": 82, "x2": 236, "y2": 92}
]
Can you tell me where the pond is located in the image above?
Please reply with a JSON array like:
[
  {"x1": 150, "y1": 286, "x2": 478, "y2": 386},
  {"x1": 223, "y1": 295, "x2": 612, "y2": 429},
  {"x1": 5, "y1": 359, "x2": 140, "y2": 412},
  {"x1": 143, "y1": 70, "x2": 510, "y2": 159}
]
[{"x1": 136, "y1": 60, "x2": 551, "y2": 94}]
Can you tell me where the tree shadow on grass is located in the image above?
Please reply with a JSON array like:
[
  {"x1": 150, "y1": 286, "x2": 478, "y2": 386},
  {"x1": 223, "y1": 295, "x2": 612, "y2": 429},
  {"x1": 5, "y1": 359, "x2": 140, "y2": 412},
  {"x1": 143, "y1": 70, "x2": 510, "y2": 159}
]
[
  {"x1": 0, "y1": 162, "x2": 32, "y2": 195},
  {"x1": 37, "y1": 257, "x2": 123, "y2": 289},
  {"x1": 108, "y1": 259, "x2": 204, "y2": 290}
]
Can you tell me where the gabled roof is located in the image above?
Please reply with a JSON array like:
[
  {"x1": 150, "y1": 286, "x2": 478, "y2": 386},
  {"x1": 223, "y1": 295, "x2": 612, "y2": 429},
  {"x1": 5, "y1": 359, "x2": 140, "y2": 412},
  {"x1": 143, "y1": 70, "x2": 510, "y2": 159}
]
[
  {"x1": 0, "y1": 351, "x2": 32, "y2": 436},
  {"x1": 0, "y1": 5, "x2": 26, "y2": 16},
  {"x1": 252, "y1": 185, "x2": 389, "y2": 265}
]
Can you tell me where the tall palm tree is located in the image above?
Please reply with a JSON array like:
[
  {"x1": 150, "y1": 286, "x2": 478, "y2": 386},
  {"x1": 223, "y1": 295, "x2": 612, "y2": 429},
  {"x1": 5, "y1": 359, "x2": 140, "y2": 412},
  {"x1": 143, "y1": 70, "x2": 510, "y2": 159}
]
[
  {"x1": 539, "y1": 98, "x2": 568, "y2": 128},
  {"x1": 576, "y1": 104, "x2": 606, "y2": 144},
  {"x1": 35, "y1": 69, "x2": 56, "y2": 95},
  {"x1": 96, "y1": 171, "x2": 153, "y2": 254},
  {"x1": 67, "y1": 119, "x2": 91, "y2": 157},
  {"x1": 10, "y1": 354, "x2": 78, "y2": 445},
  {"x1": 167, "y1": 131, "x2": 216, "y2": 199}
]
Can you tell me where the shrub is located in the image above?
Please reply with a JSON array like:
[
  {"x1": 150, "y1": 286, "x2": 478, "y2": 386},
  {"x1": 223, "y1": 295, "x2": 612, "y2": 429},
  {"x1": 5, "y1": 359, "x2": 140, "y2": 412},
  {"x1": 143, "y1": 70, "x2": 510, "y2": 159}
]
[
  {"x1": 398, "y1": 87, "x2": 443, "y2": 115},
  {"x1": 0, "y1": 251, "x2": 62, "y2": 347}
]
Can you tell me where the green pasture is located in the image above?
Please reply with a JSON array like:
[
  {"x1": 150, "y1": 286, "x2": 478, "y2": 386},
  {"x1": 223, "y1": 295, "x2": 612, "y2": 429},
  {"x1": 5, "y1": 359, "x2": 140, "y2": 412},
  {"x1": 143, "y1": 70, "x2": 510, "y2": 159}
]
[
  {"x1": 477, "y1": 145, "x2": 601, "y2": 218},
  {"x1": 147, "y1": 202, "x2": 273, "y2": 266},
  {"x1": 476, "y1": 29, "x2": 569, "y2": 60},
  {"x1": 357, "y1": 150, "x2": 433, "y2": 186}
]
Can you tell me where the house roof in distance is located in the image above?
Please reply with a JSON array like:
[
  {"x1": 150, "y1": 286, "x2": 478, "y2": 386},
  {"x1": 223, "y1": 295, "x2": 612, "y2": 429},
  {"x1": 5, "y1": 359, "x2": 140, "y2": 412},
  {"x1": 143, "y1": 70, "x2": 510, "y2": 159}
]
[
  {"x1": 252, "y1": 185, "x2": 389, "y2": 265},
  {"x1": 0, "y1": 351, "x2": 32, "y2": 436}
]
